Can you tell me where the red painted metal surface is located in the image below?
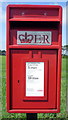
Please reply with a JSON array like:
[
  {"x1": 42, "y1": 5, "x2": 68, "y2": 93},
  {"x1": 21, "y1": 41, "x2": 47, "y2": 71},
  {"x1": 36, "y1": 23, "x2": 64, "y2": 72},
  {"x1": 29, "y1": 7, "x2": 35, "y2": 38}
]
[{"x1": 6, "y1": 5, "x2": 62, "y2": 113}]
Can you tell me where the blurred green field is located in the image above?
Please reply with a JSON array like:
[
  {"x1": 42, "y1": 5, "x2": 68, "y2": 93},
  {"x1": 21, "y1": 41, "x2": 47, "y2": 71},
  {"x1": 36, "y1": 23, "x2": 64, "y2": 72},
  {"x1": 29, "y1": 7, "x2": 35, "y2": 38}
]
[{"x1": 0, "y1": 55, "x2": 68, "y2": 119}]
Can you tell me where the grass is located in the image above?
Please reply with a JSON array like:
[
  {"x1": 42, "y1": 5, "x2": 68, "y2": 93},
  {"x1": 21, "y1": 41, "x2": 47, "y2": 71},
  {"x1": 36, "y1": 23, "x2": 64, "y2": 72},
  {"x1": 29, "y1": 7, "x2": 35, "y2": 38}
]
[{"x1": 0, "y1": 55, "x2": 67, "y2": 119}]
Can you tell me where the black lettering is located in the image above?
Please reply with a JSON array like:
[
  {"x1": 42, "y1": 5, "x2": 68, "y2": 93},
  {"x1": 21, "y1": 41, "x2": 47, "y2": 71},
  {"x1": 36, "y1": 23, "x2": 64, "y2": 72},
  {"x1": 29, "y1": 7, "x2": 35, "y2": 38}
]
[{"x1": 43, "y1": 35, "x2": 50, "y2": 43}]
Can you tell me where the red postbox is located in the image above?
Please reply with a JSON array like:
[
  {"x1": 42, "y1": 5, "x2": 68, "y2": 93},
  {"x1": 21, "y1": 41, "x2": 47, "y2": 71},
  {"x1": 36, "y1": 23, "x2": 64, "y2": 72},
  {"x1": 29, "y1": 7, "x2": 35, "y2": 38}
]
[{"x1": 6, "y1": 5, "x2": 62, "y2": 113}]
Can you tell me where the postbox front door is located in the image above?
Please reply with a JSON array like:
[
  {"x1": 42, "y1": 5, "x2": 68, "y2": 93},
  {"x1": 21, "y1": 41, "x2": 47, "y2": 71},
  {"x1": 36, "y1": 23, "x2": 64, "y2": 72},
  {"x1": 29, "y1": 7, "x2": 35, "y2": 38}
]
[{"x1": 11, "y1": 49, "x2": 57, "y2": 109}]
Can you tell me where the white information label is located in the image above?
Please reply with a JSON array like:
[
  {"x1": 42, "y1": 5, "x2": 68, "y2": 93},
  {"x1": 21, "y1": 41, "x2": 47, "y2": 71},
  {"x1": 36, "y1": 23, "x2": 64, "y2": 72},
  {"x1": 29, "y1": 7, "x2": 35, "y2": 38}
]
[{"x1": 26, "y1": 62, "x2": 44, "y2": 96}]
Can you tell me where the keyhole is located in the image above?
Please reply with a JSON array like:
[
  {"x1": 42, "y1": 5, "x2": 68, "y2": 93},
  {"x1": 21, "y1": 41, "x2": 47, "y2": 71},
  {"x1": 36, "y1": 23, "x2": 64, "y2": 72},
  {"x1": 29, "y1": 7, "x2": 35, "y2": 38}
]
[{"x1": 18, "y1": 80, "x2": 20, "y2": 83}]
